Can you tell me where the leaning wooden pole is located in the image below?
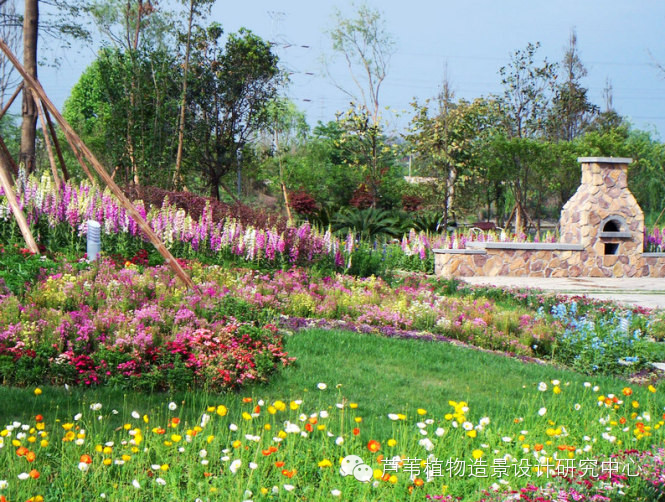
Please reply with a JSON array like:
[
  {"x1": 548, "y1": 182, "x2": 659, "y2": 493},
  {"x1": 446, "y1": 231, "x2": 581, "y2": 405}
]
[
  {"x1": 0, "y1": 159, "x2": 39, "y2": 254},
  {"x1": 30, "y1": 88, "x2": 61, "y2": 188},
  {"x1": 0, "y1": 39, "x2": 196, "y2": 290},
  {"x1": 43, "y1": 106, "x2": 70, "y2": 182},
  {"x1": 0, "y1": 82, "x2": 22, "y2": 122}
]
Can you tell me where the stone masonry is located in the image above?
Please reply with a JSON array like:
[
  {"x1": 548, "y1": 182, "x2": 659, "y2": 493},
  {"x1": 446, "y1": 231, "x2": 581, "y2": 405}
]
[{"x1": 434, "y1": 157, "x2": 665, "y2": 278}]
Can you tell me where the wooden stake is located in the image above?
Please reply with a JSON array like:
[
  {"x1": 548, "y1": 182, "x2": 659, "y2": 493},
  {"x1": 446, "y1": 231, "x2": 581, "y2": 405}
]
[
  {"x1": 43, "y1": 106, "x2": 69, "y2": 182},
  {"x1": 0, "y1": 39, "x2": 196, "y2": 290},
  {"x1": 0, "y1": 134, "x2": 18, "y2": 177},
  {"x1": 30, "y1": 87, "x2": 61, "y2": 188},
  {"x1": 0, "y1": 159, "x2": 39, "y2": 254},
  {"x1": 0, "y1": 82, "x2": 22, "y2": 122}
]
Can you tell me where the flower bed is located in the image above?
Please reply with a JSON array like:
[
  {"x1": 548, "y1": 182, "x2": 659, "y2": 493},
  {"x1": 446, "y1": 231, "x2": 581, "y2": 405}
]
[
  {"x1": 0, "y1": 379, "x2": 663, "y2": 501},
  {"x1": 0, "y1": 258, "x2": 656, "y2": 389},
  {"x1": 0, "y1": 259, "x2": 292, "y2": 390}
]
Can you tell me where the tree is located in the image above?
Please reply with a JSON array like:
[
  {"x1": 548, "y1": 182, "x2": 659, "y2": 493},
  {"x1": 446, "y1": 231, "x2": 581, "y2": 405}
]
[
  {"x1": 496, "y1": 42, "x2": 557, "y2": 231},
  {"x1": 19, "y1": 0, "x2": 38, "y2": 172},
  {"x1": 63, "y1": 47, "x2": 181, "y2": 185},
  {"x1": 334, "y1": 102, "x2": 398, "y2": 208},
  {"x1": 407, "y1": 80, "x2": 488, "y2": 230},
  {"x1": 546, "y1": 30, "x2": 598, "y2": 141},
  {"x1": 187, "y1": 25, "x2": 281, "y2": 200},
  {"x1": 326, "y1": 3, "x2": 395, "y2": 125},
  {"x1": 172, "y1": 0, "x2": 214, "y2": 189},
  {"x1": 15, "y1": 0, "x2": 89, "y2": 173},
  {"x1": 261, "y1": 98, "x2": 309, "y2": 223},
  {"x1": 85, "y1": 0, "x2": 174, "y2": 184},
  {"x1": 0, "y1": 0, "x2": 21, "y2": 108}
]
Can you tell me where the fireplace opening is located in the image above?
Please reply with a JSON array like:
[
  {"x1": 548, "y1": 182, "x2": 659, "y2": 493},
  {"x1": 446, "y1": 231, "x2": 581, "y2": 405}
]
[{"x1": 603, "y1": 219, "x2": 621, "y2": 232}]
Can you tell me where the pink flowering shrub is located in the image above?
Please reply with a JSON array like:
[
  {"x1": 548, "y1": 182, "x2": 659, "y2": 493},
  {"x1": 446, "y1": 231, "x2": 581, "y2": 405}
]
[{"x1": 0, "y1": 259, "x2": 293, "y2": 390}]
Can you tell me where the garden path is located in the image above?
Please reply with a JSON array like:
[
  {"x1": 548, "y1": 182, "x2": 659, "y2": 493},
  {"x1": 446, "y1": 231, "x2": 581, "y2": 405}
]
[{"x1": 462, "y1": 276, "x2": 665, "y2": 310}]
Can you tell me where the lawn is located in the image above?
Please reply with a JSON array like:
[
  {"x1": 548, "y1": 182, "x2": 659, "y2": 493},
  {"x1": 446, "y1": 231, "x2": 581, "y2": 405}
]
[{"x1": 1, "y1": 328, "x2": 663, "y2": 501}]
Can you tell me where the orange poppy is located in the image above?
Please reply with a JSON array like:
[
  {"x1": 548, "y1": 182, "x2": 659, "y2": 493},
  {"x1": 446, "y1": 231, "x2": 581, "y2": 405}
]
[
  {"x1": 352, "y1": 428, "x2": 360, "y2": 436},
  {"x1": 29, "y1": 469, "x2": 40, "y2": 479},
  {"x1": 35, "y1": 415, "x2": 43, "y2": 422},
  {"x1": 282, "y1": 469, "x2": 295, "y2": 478},
  {"x1": 16, "y1": 446, "x2": 28, "y2": 457},
  {"x1": 80, "y1": 454, "x2": 93, "y2": 464},
  {"x1": 275, "y1": 461, "x2": 285, "y2": 468},
  {"x1": 305, "y1": 423, "x2": 313, "y2": 432},
  {"x1": 26, "y1": 451, "x2": 36, "y2": 463},
  {"x1": 367, "y1": 440, "x2": 380, "y2": 452},
  {"x1": 243, "y1": 397, "x2": 253, "y2": 403},
  {"x1": 414, "y1": 478, "x2": 424, "y2": 487}
]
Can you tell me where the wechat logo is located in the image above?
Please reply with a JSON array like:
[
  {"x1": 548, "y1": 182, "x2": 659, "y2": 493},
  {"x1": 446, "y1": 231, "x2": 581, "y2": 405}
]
[{"x1": 339, "y1": 455, "x2": 373, "y2": 482}]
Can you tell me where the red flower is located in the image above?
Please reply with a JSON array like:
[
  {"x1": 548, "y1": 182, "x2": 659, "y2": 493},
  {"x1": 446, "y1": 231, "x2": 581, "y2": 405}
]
[{"x1": 352, "y1": 427, "x2": 360, "y2": 436}]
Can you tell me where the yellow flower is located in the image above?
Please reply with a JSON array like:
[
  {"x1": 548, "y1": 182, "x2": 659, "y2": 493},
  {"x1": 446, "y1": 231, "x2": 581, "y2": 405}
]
[
  {"x1": 232, "y1": 440, "x2": 242, "y2": 448},
  {"x1": 267, "y1": 405, "x2": 277, "y2": 414},
  {"x1": 207, "y1": 406, "x2": 216, "y2": 413},
  {"x1": 374, "y1": 469, "x2": 382, "y2": 479},
  {"x1": 553, "y1": 386, "x2": 561, "y2": 394},
  {"x1": 318, "y1": 459, "x2": 333, "y2": 468},
  {"x1": 274, "y1": 401, "x2": 286, "y2": 411},
  {"x1": 632, "y1": 401, "x2": 640, "y2": 409},
  {"x1": 123, "y1": 423, "x2": 131, "y2": 430},
  {"x1": 350, "y1": 403, "x2": 358, "y2": 409},
  {"x1": 466, "y1": 430, "x2": 477, "y2": 438},
  {"x1": 289, "y1": 401, "x2": 299, "y2": 410},
  {"x1": 242, "y1": 412, "x2": 252, "y2": 421},
  {"x1": 397, "y1": 413, "x2": 406, "y2": 420},
  {"x1": 121, "y1": 454, "x2": 131, "y2": 461},
  {"x1": 387, "y1": 439, "x2": 397, "y2": 447},
  {"x1": 260, "y1": 488, "x2": 269, "y2": 495},
  {"x1": 648, "y1": 385, "x2": 657, "y2": 393},
  {"x1": 36, "y1": 423, "x2": 45, "y2": 431},
  {"x1": 39, "y1": 440, "x2": 48, "y2": 448},
  {"x1": 472, "y1": 449, "x2": 484, "y2": 459},
  {"x1": 34, "y1": 388, "x2": 42, "y2": 396},
  {"x1": 62, "y1": 423, "x2": 74, "y2": 431},
  {"x1": 103, "y1": 458, "x2": 112, "y2": 466},
  {"x1": 143, "y1": 415, "x2": 149, "y2": 423},
  {"x1": 278, "y1": 430, "x2": 287, "y2": 439},
  {"x1": 160, "y1": 464, "x2": 169, "y2": 471},
  {"x1": 444, "y1": 414, "x2": 453, "y2": 421},
  {"x1": 27, "y1": 436, "x2": 36, "y2": 443},
  {"x1": 207, "y1": 435, "x2": 215, "y2": 443},
  {"x1": 216, "y1": 405, "x2": 227, "y2": 416},
  {"x1": 389, "y1": 475, "x2": 398, "y2": 484},
  {"x1": 103, "y1": 446, "x2": 112, "y2": 455},
  {"x1": 354, "y1": 417, "x2": 362, "y2": 423},
  {"x1": 95, "y1": 444, "x2": 103, "y2": 452},
  {"x1": 417, "y1": 408, "x2": 427, "y2": 415},
  {"x1": 170, "y1": 434, "x2": 182, "y2": 443},
  {"x1": 264, "y1": 424, "x2": 271, "y2": 431}
]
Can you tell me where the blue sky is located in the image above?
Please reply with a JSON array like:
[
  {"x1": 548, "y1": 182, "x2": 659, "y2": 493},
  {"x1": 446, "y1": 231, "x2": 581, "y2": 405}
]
[{"x1": 38, "y1": 0, "x2": 665, "y2": 138}]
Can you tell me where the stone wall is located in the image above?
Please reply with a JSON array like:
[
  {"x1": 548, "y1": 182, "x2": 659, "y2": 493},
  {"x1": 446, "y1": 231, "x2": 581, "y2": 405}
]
[{"x1": 434, "y1": 247, "x2": 665, "y2": 278}]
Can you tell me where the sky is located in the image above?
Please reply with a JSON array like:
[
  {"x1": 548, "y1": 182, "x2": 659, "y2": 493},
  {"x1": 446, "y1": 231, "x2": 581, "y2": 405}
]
[{"x1": 29, "y1": 0, "x2": 665, "y2": 139}]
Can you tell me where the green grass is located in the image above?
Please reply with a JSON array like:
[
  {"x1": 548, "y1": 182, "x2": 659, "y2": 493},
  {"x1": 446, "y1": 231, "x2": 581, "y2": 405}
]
[
  {"x1": 1, "y1": 329, "x2": 664, "y2": 501},
  {"x1": 0, "y1": 328, "x2": 639, "y2": 429}
]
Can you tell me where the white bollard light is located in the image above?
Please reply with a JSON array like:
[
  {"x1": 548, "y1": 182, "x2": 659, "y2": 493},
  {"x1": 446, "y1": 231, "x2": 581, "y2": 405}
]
[{"x1": 87, "y1": 220, "x2": 101, "y2": 261}]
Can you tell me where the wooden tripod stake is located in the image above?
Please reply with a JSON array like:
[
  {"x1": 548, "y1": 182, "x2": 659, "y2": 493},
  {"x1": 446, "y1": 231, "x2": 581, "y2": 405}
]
[{"x1": 0, "y1": 38, "x2": 196, "y2": 290}]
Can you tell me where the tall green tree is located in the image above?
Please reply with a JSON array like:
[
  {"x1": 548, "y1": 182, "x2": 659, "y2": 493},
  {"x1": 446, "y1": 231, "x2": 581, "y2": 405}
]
[
  {"x1": 546, "y1": 30, "x2": 598, "y2": 142},
  {"x1": 172, "y1": 0, "x2": 214, "y2": 190},
  {"x1": 496, "y1": 42, "x2": 557, "y2": 231},
  {"x1": 63, "y1": 47, "x2": 181, "y2": 185},
  {"x1": 407, "y1": 80, "x2": 490, "y2": 230},
  {"x1": 186, "y1": 25, "x2": 281, "y2": 200}
]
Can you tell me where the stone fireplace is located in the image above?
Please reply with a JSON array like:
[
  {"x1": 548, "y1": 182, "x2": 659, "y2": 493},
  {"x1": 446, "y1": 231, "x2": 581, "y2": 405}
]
[{"x1": 434, "y1": 157, "x2": 665, "y2": 278}]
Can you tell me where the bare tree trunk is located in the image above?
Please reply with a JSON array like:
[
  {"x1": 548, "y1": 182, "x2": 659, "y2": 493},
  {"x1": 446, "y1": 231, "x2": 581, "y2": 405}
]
[
  {"x1": 173, "y1": 0, "x2": 195, "y2": 189},
  {"x1": 20, "y1": 0, "x2": 38, "y2": 173}
]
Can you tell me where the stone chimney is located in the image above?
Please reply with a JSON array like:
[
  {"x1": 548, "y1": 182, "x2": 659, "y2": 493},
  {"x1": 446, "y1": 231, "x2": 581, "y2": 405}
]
[{"x1": 559, "y1": 157, "x2": 643, "y2": 260}]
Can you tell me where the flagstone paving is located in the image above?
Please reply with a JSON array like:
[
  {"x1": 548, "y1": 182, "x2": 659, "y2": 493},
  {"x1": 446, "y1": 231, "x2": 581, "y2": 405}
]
[{"x1": 462, "y1": 276, "x2": 665, "y2": 310}]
